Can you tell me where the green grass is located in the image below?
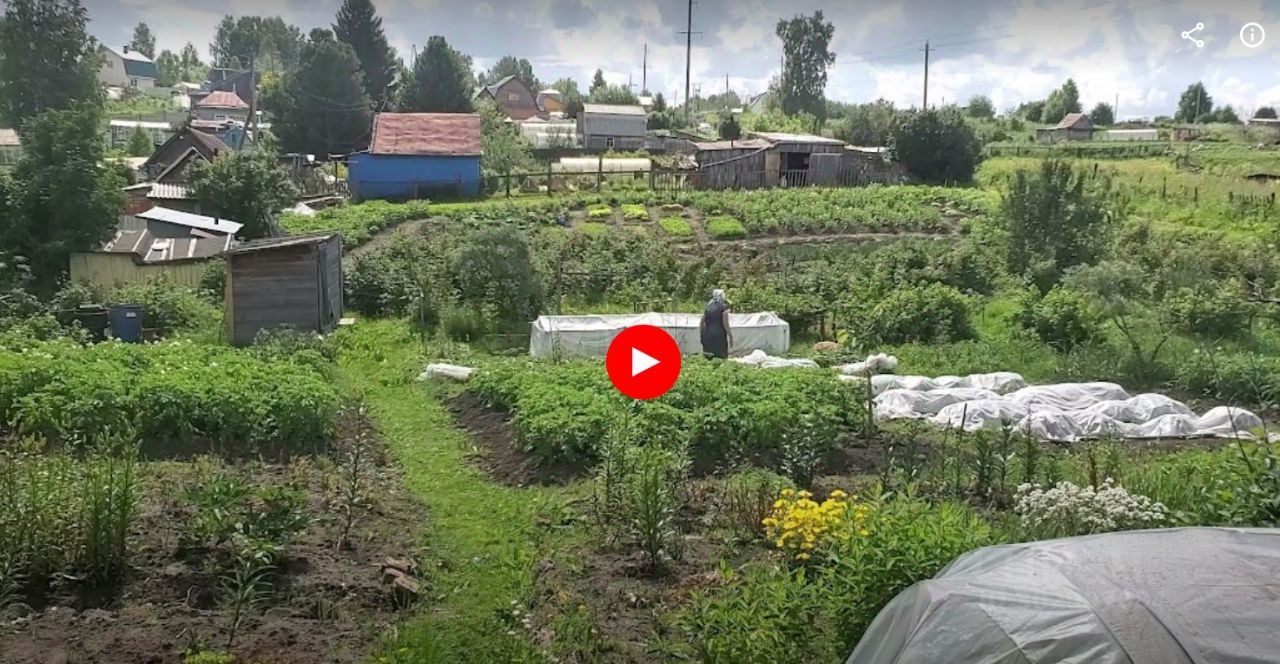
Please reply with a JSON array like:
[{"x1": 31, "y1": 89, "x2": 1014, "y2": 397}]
[
  {"x1": 585, "y1": 205, "x2": 613, "y2": 220},
  {"x1": 338, "y1": 321, "x2": 576, "y2": 663},
  {"x1": 658, "y1": 216, "x2": 694, "y2": 238},
  {"x1": 705, "y1": 216, "x2": 747, "y2": 239},
  {"x1": 579, "y1": 221, "x2": 610, "y2": 236}
]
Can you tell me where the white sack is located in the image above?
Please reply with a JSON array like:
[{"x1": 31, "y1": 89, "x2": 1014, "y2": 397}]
[
  {"x1": 417, "y1": 363, "x2": 475, "y2": 382},
  {"x1": 1195, "y1": 407, "x2": 1264, "y2": 437},
  {"x1": 837, "y1": 353, "x2": 899, "y2": 377},
  {"x1": 931, "y1": 399, "x2": 1029, "y2": 431},
  {"x1": 1007, "y1": 382, "x2": 1131, "y2": 411},
  {"x1": 871, "y1": 374, "x2": 939, "y2": 395},
  {"x1": 874, "y1": 388, "x2": 1000, "y2": 421}
]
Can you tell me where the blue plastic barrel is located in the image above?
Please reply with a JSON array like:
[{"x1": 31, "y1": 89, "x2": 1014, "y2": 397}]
[{"x1": 108, "y1": 304, "x2": 144, "y2": 343}]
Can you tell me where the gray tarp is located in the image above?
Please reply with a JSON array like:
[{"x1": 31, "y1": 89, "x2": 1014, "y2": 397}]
[{"x1": 847, "y1": 528, "x2": 1280, "y2": 664}]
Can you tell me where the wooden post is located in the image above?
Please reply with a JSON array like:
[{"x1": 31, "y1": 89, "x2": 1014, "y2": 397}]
[
  {"x1": 505, "y1": 168, "x2": 511, "y2": 197},
  {"x1": 547, "y1": 162, "x2": 553, "y2": 196},
  {"x1": 1194, "y1": 186, "x2": 1199, "y2": 204},
  {"x1": 597, "y1": 153, "x2": 603, "y2": 191}
]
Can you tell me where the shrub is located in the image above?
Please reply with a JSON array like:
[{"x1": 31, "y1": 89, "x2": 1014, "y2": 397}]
[
  {"x1": 1003, "y1": 160, "x2": 1114, "y2": 292},
  {"x1": 182, "y1": 465, "x2": 308, "y2": 563},
  {"x1": 106, "y1": 282, "x2": 218, "y2": 334},
  {"x1": 1013, "y1": 287, "x2": 1102, "y2": 351},
  {"x1": 659, "y1": 216, "x2": 694, "y2": 238},
  {"x1": 1164, "y1": 283, "x2": 1253, "y2": 339},
  {"x1": 861, "y1": 283, "x2": 972, "y2": 345},
  {"x1": 452, "y1": 226, "x2": 543, "y2": 326},
  {"x1": 200, "y1": 260, "x2": 226, "y2": 299},
  {"x1": 1173, "y1": 350, "x2": 1280, "y2": 406},
  {"x1": 717, "y1": 469, "x2": 791, "y2": 540},
  {"x1": 705, "y1": 216, "x2": 746, "y2": 239},
  {"x1": 763, "y1": 488, "x2": 866, "y2": 562},
  {"x1": 890, "y1": 107, "x2": 982, "y2": 183},
  {"x1": 1013, "y1": 480, "x2": 1168, "y2": 539}
]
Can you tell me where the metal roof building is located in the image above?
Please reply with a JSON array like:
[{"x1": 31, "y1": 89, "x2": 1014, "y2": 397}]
[
  {"x1": 579, "y1": 104, "x2": 647, "y2": 150},
  {"x1": 348, "y1": 113, "x2": 483, "y2": 200}
]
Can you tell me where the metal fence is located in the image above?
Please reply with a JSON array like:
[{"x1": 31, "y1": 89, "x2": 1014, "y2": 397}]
[{"x1": 985, "y1": 143, "x2": 1173, "y2": 159}]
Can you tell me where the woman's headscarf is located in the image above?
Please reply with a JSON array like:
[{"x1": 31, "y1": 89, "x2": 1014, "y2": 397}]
[{"x1": 710, "y1": 288, "x2": 727, "y2": 304}]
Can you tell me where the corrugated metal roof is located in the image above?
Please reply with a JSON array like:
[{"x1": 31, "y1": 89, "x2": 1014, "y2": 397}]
[
  {"x1": 147, "y1": 183, "x2": 195, "y2": 200},
  {"x1": 227, "y1": 233, "x2": 339, "y2": 255},
  {"x1": 582, "y1": 103, "x2": 646, "y2": 116},
  {"x1": 94, "y1": 228, "x2": 231, "y2": 263},
  {"x1": 369, "y1": 113, "x2": 482, "y2": 156},
  {"x1": 109, "y1": 119, "x2": 173, "y2": 130},
  {"x1": 137, "y1": 206, "x2": 243, "y2": 235},
  {"x1": 1054, "y1": 113, "x2": 1092, "y2": 130},
  {"x1": 196, "y1": 91, "x2": 249, "y2": 109},
  {"x1": 692, "y1": 138, "x2": 772, "y2": 151},
  {"x1": 104, "y1": 46, "x2": 159, "y2": 79},
  {"x1": 753, "y1": 132, "x2": 845, "y2": 145}
]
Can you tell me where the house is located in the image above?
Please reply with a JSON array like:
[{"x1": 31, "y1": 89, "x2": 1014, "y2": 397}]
[
  {"x1": 638, "y1": 95, "x2": 654, "y2": 111},
  {"x1": 107, "y1": 120, "x2": 175, "y2": 150},
  {"x1": 0, "y1": 129, "x2": 20, "y2": 168},
  {"x1": 579, "y1": 104, "x2": 647, "y2": 151},
  {"x1": 192, "y1": 91, "x2": 250, "y2": 123},
  {"x1": 474, "y1": 76, "x2": 541, "y2": 120},
  {"x1": 536, "y1": 89, "x2": 565, "y2": 114},
  {"x1": 348, "y1": 112, "x2": 483, "y2": 200},
  {"x1": 1035, "y1": 113, "x2": 1095, "y2": 143},
  {"x1": 69, "y1": 228, "x2": 233, "y2": 289},
  {"x1": 141, "y1": 126, "x2": 231, "y2": 182},
  {"x1": 98, "y1": 45, "x2": 157, "y2": 90},
  {"x1": 691, "y1": 132, "x2": 849, "y2": 189},
  {"x1": 202, "y1": 69, "x2": 259, "y2": 108},
  {"x1": 225, "y1": 233, "x2": 343, "y2": 346}
]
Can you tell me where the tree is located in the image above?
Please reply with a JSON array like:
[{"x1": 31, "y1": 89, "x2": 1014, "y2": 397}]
[
  {"x1": 126, "y1": 125, "x2": 153, "y2": 157},
  {"x1": 1003, "y1": 160, "x2": 1113, "y2": 292},
  {"x1": 775, "y1": 11, "x2": 835, "y2": 120},
  {"x1": 1, "y1": 104, "x2": 123, "y2": 285},
  {"x1": 269, "y1": 28, "x2": 371, "y2": 157},
  {"x1": 587, "y1": 83, "x2": 638, "y2": 105},
  {"x1": 188, "y1": 150, "x2": 297, "y2": 239},
  {"x1": 551, "y1": 77, "x2": 583, "y2": 117},
  {"x1": 179, "y1": 42, "x2": 205, "y2": 80},
  {"x1": 401, "y1": 36, "x2": 473, "y2": 113},
  {"x1": 889, "y1": 107, "x2": 981, "y2": 184},
  {"x1": 475, "y1": 97, "x2": 532, "y2": 177},
  {"x1": 0, "y1": 0, "x2": 101, "y2": 128},
  {"x1": 1040, "y1": 79, "x2": 1081, "y2": 125},
  {"x1": 966, "y1": 95, "x2": 995, "y2": 119},
  {"x1": 1176, "y1": 82, "x2": 1212, "y2": 123},
  {"x1": 717, "y1": 113, "x2": 742, "y2": 140},
  {"x1": 590, "y1": 68, "x2": 606, "y2": 93},
  {"x1": 130, "y1": 22, "x2": 155, "y2": 59},
  {"x1": 211, "y1": 15, "x2": 304, "y2": 73},
  {"x1": 1255, "y1": 106, "x2": 1278, "y2": 119},
  {"x1": 1064, "y1": 260, "x2": 1173, "y2": 375},
  {"x1": 155, "y1": 49, "x2": 180, "y2": 87},
  {"x1": 1088, "y1": 102, "x2": 1115, "y2": 126},
  {"x1": 333, "y1": 0, "x2": 396, "y2": 108},
  {"x1": 479, "y1": 55, "x2": 539, "y2": 90},
  {"x1": 646, "y1": 108, "x2": 685, "y2": 130},
  {"x1": 1017, "y1": 100, "x2": 1045, "y2": 122},
  {"x1": 835, "y1": 99, "x2": 895, "y2": 146},
  {"x1": 652, "y1": 92, "x2": 667, "y2": 112},
  {"x1": 1211, "y1": 105, "x2": 1240, "y2": 124}
]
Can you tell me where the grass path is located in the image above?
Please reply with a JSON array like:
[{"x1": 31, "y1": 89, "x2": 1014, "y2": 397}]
[{"x1": 337, "y1": 320, "x2": 579, "y2": 663}]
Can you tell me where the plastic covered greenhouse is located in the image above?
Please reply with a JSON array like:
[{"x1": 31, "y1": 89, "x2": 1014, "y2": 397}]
[
  {"x1": 847, "y1": 528, "x2": 1280, "y2": 664},
  {"x1": 528, "y1": 312, "x2": 790, "y2": 358}
]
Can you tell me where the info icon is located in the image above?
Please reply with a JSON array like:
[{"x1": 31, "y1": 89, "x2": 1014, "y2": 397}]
[{"x1": 605, "y1": 325, "x2": 682, "y2": 400}]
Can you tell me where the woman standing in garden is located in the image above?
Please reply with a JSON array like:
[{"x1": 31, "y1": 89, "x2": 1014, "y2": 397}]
[{"x1": 700, "y1": 289, "x2": 733, "y2": 359}]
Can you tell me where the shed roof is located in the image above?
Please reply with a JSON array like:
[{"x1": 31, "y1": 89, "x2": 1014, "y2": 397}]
[
  {"x1": 753, "y1": 131, "x2": 845, "y2": 145},
  {"x1": 227, "y1": 233, "x2": 339, "y2": 255},
  {"x1": 93, "y1": 228, "x2": 232, "y2": 264},
  {"x1": 692, "y1": 138, "x2": 772, "y2": 152},
  {"x1": 110, "y1": 119, "x2": 173, "y2": 130},
  {"x1": 1053, "y1": 112, "x2": 1093, "y2": 129},
  {"x1": 136, "y1": 206, "x2": 244, "y2": 235},
  {"x1": 196, "y1": 91, "x2": 249, "y2": 109},
  {"x1": 369, "y1": 113, "x2": 482, "y2": 156},
  {"x1": 582, "y1": 103, "x2": 646, "y2": 117}
]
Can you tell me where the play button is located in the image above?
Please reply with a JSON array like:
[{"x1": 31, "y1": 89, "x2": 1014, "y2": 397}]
[{"x1": 606, "y1": 325, "x2": 682, "y2": 400}]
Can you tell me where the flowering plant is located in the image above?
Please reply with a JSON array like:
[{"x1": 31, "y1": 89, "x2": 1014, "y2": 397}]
[
  {"x1": 762, "y1": 489, "x2": 869, "y2": 562},
  {"x1": 1014, "y1": 479, "x2": 1168, "y2": 539}
]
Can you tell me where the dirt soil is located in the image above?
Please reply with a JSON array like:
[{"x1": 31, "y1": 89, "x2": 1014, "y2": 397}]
[
  {"x1": 448, "y1": 392, "x2": 589, "y2": 486},
  {"x1": 0, "y1": 417, "x2": 428, "y2": 664}
]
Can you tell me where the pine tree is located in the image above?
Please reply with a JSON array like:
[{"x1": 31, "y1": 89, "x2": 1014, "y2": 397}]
[
  {"x1": 590, "y1": 69, "x2": 606, "y2": 93},
  {"x1": 333, "y1": 0, "x2": 396, "y2": 108},
  {"x1": 127, "y1": 125, "x2": 153, "y2": 157},
  {"x1": 270, "y1": 28, "x2": 371, "y2": 157},
  {"x1": 401, "y1": 36, "x2": 473, "y2": 113}
]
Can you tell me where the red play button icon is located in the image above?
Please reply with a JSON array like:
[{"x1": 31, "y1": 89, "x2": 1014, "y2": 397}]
[{"x1": 606, "y1": 325, "x2": 682, "y2": 400}]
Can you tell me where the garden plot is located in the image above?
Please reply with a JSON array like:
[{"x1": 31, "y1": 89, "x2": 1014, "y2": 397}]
[{"x1": 868, "y1": 372, "x2": 1266, "y2": 442}]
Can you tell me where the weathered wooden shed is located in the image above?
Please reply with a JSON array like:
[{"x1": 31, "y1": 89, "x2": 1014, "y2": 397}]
[{"x1": 225, "y1": 233, "x2": 343, "y2": 346}]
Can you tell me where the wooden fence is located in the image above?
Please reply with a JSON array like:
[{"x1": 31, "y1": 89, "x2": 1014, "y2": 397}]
[{"x1": 484, "y1": 166, "x2": 869, "y2": 197}]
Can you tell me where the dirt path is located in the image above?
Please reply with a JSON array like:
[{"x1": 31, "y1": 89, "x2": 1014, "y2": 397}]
[{"x1": 345, "y1": 216, "x2": 440, "y2": 261}]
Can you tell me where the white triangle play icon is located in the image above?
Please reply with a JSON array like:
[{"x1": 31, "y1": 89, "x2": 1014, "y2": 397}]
[{"x1": 631, "y1": 347, "x2": 660, "y2": 377}]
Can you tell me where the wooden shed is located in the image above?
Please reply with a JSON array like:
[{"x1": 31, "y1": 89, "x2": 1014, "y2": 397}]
[{"x1": 225, "y1": 233, "x2": 343, "y2": 346}]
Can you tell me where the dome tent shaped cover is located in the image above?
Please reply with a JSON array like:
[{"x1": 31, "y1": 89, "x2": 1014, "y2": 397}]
[{"x1": 848, "y1": 528, "x2": 1280, "y2": 664}]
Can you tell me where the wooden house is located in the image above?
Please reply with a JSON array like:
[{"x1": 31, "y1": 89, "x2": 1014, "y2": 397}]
[
  {"x1": 579, "y1": 104, "x2": 647, "y2": 150},
  {"x1": 225, "y1": 234, "x2": 343, "y2": 345},
  {"x1": 474, "y1": 76, "x2": 541, "y2": 120},
  {"x1": 1036, "y1": 113, "x2": 1095, "y2": 143},
  {"x1": 691, "y1": 132, "x2": 847, "y2": 189},
  {"x1": 97, "y1": 45, "x2": 157, "y2": 90},
  {"x1": 141, "y1": 126, "x2": 231, "y2": 181}
]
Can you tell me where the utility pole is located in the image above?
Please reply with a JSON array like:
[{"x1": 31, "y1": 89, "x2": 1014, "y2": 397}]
[
  {"x1": 725, "y1": 73, "x2": 729, "y2": 99},
  {"x1": 921, "y1": 41, "x2": 931, "y2": 110},
  {"x1": 243, "y1": 55, "x2": 257, "y2": 151},
  {"x1": 642, "y1": 43, "x2": 648, "y2": 92},
  {"x1": 679, "y1": 0, "x2": 701, "y2": 121},
  {"x1": 1114, "y1": 93, "x2": 1119, "y2": 122}
]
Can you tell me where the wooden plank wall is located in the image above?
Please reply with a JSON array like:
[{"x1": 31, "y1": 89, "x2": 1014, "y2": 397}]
[
  {"x1": 69, "y1": 254, "x2": 207, "y2": 289},
  {"x1": 228, "y1": 245, "x2": 320, "y2": 345},
  {"x1": 318, "y1": 236, "x2": 343, "y2": 333}
]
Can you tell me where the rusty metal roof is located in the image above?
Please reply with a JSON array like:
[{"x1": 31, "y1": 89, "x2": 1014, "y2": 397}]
[
  {"x1": 196, "y1": 90, "x2": 249, "y2": 109},
  {"x1": 227, "y1": 233, "x2": 339, "y2": 255},
  {"x1": 369, "y1": 113, "x2": 482, "y2": 157}
]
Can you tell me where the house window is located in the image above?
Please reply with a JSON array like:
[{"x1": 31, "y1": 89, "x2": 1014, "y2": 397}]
[
  {"x1": 507, "y1": 92, "x2": 519, "y2": 102},
  {"x1": 129, "y1": 78, "x2": 138, "y2": 87},
  {"x1": 606, "y1": 137, "x2": 615, "y2": 149}
]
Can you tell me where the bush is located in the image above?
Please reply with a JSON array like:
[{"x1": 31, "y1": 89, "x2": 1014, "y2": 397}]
[
  {"x1": 452, "y1": 226, "x2": 543, "y2": 325},
  {"x1": 1002, "y1": 161, "x2": 1114, "y2": 292},
  {"x1": 705, "y1": 216, "x2": 746, "y2": 239},
  {"x1": 1014, "y1": 480, "x2": 1168, "y2": 539},
  {"x1": 1012, "y1": 287, "x2": 1102, "y2": 351},
  {"x1": 1164, "y1": 283, "x2": 1253, "y2": 339},
  {"x1": 1173, "y1": 350, "x2": 1280, "y2": 406},
  {"x1": 890, "y1": 107, "x2": 981, "y2": 183},
  {"x1": 861, "y1": 283, "x2": 972, "y2": 345},
  {"x1": 106, "y1": 282, "x2": 218, "y2": 335},
  {"x1": 717, "y1": 469, "x2": 791, "y2": 540}
]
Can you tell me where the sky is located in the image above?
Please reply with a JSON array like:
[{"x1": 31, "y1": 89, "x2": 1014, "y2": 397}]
[{"x1": 85, "y1": 0, "x2": 1280, "y2": 118}]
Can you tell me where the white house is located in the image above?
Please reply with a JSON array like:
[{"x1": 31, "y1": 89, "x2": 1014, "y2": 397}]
[
  {"x1": 98, "y1": 45, "x2": 157, "y2": 90},
  {"x1": 0, "y1": 129, "x2": 20, "y2": 168}
]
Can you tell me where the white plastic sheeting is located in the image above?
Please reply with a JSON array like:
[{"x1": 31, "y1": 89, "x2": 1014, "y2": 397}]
[
  {"x1": 853, "y1": 371, "x2": 1028, "y2": 396},
  {"x1": 733, "y1": 350, "x2": 819, "y2": 369},
  {"x1": 836, "y1": 353, "x2": 899, "y2": 377},
  {"x1": 416, "y1": 363, "x2": 476, "y2": 382},
  {"x1": 879, "y1": 375, "x2": 1267, "y2": 442},
  {"x1": 528, "y1": 312, "x2": 790, "y2": 358}
]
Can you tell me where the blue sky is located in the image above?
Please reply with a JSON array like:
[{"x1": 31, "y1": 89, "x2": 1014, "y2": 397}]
[{"x1": 87, "y1": 0, "x2": 1280, "y2": 117}]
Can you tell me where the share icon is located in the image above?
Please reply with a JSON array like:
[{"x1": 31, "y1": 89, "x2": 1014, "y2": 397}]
[{"x1": 1182, "y1": 22, "x2": 1205, "y2": 48}]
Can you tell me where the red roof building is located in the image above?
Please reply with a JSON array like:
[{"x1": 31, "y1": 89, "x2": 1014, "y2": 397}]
[
  {"x1": 350, "y1": 113, "x2": 484, "y2": 200},
  {"x1": 369, "y1": 113, "x2": 483, "y2": 156},
  {"x1": 195, "y1": 91, "x2": 249, "y2": 109}
]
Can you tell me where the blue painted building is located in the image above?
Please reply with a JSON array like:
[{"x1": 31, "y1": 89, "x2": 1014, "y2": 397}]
[{"x1": 349, "y1": 113, "x2": 483, "y2": 201}]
